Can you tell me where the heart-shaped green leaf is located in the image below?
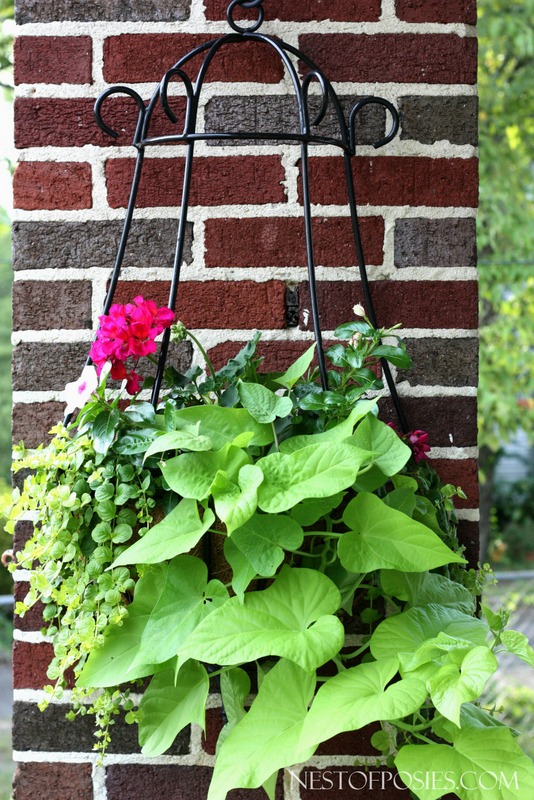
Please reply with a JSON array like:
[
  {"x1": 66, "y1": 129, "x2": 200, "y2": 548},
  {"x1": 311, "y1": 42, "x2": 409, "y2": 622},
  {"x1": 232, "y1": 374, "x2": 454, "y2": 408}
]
[
  {"x1": 232, "y1": 514, "x2": 303, "y2": 576},
  {"x1": 178, "y1": 566, "x2": 344, "y2": 672},
  {"x1": 111, "y1": 498, "x2": 215, "y2": 566},
  {"x1": 428, "y1": 645, "x2": 498, "y2": 726},
  {"x1": 161, "y1": 444, "x2": 250, "y2": 500},
  {"x1": 211, "y1": 464, "x2": 264, "y2": 534},
  {"x1": 238, "y1": 382, "x2": 293, "y2": 423},
  {"x1": 348, "y1": 414, "x2": 411, "y2": 475}
]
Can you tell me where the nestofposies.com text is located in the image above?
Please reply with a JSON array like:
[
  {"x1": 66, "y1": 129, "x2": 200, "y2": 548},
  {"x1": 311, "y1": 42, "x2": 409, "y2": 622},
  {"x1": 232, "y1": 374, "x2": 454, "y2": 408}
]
[{"x1": 290, "y1": 769, "x2": 520, "y2": 792}]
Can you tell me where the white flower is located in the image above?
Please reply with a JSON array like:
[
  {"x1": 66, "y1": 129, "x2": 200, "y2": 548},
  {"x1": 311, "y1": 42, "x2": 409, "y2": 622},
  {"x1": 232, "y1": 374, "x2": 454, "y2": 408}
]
[
  {"x1": 64, "y1": 366, "x2": 98, "y2": 415},
  {"x1": 353, "y1": 303, "x2": 366, "y2": 317}
]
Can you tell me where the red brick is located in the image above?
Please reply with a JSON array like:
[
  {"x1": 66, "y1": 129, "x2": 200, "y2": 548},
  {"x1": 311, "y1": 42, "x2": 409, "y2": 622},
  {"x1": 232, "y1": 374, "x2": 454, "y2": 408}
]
[
  {"x1": 13, "y1": 641, "x2": 76, "y2": 690},
  {"x1": 14, "y1": 36, "x2": 92, "y2": 85},
  {"x1": 299, "y1": 280, "x2": 478, "y2": 330},
  {"x1": 432, "y1": 458, "x2": 479, "y2": 508},
  {"x1": 13, "y1": 641, "x2": 51, "y2": 690},
  {"x1": 13, "y1": 762, "x2": 93, "y2": 800},
  {"x1": 298, "y1": 766, "x2": 409, "y2": 798},
  {"x1": 13, "y1": 521, "x2": 35, "y2": 556},
  {"x1": 303, "y1": 157, "x2": 478, "y2": 208},
  {"x1": 112, "y1": 280, "x2": 287, "y2": 329},
  {"x1": 379, "y1": 396, "x2": 478, "y2": 449},
  {"x1": 14, "y1": 582, "x2": 45, "y2": 632},
  {"x1": 106, "y1": 156, "x2": 286, "y2": 208},
  {"x1": 206, "y1": 0, "x2": 381, "y2": 22},
  {"x1": 13, "y1": 162, "x2": 92, "y2": 211},
  {"x1": 103, "y1": 34, "x2": 283, "y2": 84},
  {"x1": 458, "y1": 519, "x2": 480, "y2": 567},
  {"x1": 203, "y1": 707, "x2": 224, "y2": 754},
  {"x1": 396, "y1": 0, "x2": 477, "y2": 25},
  {"x1": 205, "y1": 216, "x2": 384, "y2": 268},
  {"x1": 13, "y1": 281, "x2": 92, "y2": 330},
  {"x1": 316, "y1": 723, "x2": 381, "y2": 756},
  {"x1": 15, "y1": 96, "x2": 187, "y2": 149},
  {"x1": 209, "y1": 340, "x2": 318, "y2": 373},
  {"x1": 299, "y1": 34, "x2": 477, "y2": 84}
]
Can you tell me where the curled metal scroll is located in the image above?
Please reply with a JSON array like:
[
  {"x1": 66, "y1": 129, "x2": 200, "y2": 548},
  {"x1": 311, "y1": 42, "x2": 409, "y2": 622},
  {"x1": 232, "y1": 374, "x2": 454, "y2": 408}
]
[
  {"x1": 159, "y1": 66, "x2": 194, "y2": 132},
  {"x1": 227, "y1": 0, "x2": 264, "y2": 34},
  {"x1": 302, "y1": 70, "x2": 330, "y2": 130},
  {"x1": 94, "y1": 86, "x2": 146, "y2": 145},
  {"x1": 348, "y1": 96, "x2": 400, "y2": 153}
]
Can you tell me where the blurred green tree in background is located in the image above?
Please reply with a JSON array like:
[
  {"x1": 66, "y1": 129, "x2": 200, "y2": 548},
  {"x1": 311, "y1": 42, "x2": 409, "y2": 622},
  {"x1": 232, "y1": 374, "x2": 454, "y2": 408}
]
[{"x1": 478, "y1": 0, "x2": 534, "y2": 559}]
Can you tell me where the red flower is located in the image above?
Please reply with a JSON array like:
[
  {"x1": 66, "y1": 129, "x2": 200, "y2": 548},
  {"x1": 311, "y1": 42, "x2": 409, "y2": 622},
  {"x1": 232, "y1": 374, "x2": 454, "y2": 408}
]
[
  {"x1": 407, "y1": 429, "x2": 431, "y2": 463},
  {"x1": 89, "y1": 295, "x2": 174, "y2": 395}
]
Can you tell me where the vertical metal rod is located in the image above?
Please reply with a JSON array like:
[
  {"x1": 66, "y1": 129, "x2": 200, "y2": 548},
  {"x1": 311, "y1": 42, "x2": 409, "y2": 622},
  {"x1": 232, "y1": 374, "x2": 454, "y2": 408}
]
[
  {"x1": 150, "y1": 141, "x2": 196, "y2": 407},
  {"x1": 300, "y1": 142, "x2": 329, "y2": 390},
  {"x1": 343, "y1": 151, "x2": 409, "y2": 433}
]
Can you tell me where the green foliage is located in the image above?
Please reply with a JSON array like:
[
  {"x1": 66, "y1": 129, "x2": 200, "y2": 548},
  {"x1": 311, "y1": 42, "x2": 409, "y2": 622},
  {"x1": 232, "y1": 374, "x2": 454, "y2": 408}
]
[{"x1": 7, "y1": 320, "x2": 534, "y2": 798}]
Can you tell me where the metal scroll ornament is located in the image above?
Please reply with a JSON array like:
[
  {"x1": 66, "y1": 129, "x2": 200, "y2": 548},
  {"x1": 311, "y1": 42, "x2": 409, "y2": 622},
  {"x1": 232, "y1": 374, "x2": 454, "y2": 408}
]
[{"x1": 91, "y1": 0, "x2": 406, "y2": 429}]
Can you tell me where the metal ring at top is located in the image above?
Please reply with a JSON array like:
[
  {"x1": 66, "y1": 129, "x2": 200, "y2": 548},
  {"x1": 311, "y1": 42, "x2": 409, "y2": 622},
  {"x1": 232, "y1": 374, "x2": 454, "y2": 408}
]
[{"x1": 227, "y1": 0, "x2": 264, "y2": 34}]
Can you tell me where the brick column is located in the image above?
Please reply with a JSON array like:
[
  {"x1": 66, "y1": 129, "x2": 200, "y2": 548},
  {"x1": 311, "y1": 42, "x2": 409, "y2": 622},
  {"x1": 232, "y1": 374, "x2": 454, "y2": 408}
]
[{"x1": 11, "y1": 1, "x2": 478, "y2": 798}]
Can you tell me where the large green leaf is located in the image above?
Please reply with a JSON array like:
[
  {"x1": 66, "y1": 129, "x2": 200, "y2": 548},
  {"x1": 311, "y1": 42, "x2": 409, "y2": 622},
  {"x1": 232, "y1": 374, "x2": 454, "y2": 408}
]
[
  {"x1": 232, "y1": 514, "x2": 303, "y2": 577},
  {"x1": 428, "y1": 647, "x2": 498, "y2": 726},
  {"x1": 290, "y1": 493, "x2": 345, "y2": 526},
  {"x1": 279, "y1": 401, "x2": 377, "y2": 454},
  {"x1": 338, "y1": 493, "x2": 466, "y2": 573},
  {"x1": 178, "y1": 566, "x2": 344, "y2": 672},
  {"x1": 395, "y1": 727, "x2": 534, "y2": 800},
  {"x1": 211, "y1": 464, "x2": 264, "y2": 534},
  {"x1": 381, "y1": 570, "x2": 476, "y2": 615},
  {"x1": 131, "y1": 556, "x2": 228, "y2": 668},
  {"x1": 257, "y1": 442, "x2": 366, "y2": 513},
  {"x1": 348, "y1": 414, "x2": 411, "y2": 475},
  {"x1": 400, "y1": 631, "x2": 477, "y2": 675},
  {"x1": 138, "y1": 660, "x2": 209, "y2": 756},
  {"x1": 238, "y1": 382, "x2": 293, "y2": 424},
  {"x1": 161, "y1": 444, "x2": 250, "y2": 500},
  {"x1": 273, "y1": 344, "x2": 316, "y2": 389},
  {"x1": 77, "y1": 568, "x2": 171, "y2": 687},
  {"x1": 172, "y1": 405, "x2": 273, "y2": 448},
  {"x1": 501, "y1": 630, "x2": 534, "y2": 668},
  {"x1": 208, "y1": 659, "x2": 316, "y2": 800},
  {"x1": 93, "y1": 407, "x2": 120, "y2": 455},
  {"x1": 111, "y1": 499, "x2": 215, "y2": 566},
  {"x1": 432, "y1": 703, "x2": 515, "y2": 745},
  {"x1": 224, "y1": 537, "x2": 258, "y2": 601},
  {"x1": 143, "y1": 426, "x2": 213, "y2": 461},
  {"x1": 300, "y1": 657, "x2": 427, "y2": 751},
  {"x1": 370, "y1": 604, "x2": 488, "y2": 662},
  {"x1": 217, "y1": 667, "x2": 251, "y2": 753}
]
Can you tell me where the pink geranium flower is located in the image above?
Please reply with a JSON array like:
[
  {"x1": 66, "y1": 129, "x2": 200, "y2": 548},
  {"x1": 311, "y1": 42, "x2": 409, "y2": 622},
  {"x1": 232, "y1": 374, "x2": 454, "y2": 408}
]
[{"x1": 89, "y1": 296, "x2": 174, "y2": 395}]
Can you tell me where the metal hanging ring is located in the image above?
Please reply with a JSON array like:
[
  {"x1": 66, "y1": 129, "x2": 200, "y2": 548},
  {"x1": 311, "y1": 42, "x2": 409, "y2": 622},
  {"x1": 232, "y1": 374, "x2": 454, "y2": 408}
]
[
  {"x1": 348, "y1": 96, "x2": 400, "y2": 153},
  {"x1": 94, "y1": 86, "x2": 146, "y2": 141},
  {"x1": 227, "y1": 0, "x2": 264, "y2": 34}
]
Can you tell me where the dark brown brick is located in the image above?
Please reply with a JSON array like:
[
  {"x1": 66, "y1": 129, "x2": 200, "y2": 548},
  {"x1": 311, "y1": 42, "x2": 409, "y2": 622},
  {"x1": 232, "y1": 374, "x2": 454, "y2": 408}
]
[
  {"x1": 206, "y1": 0, "x2": 381, "y2": 22},
  {"x1": 13, "y1": 762, "x2": 93, "y2": 800},
  {"x1": 13, "y1": 162, "x2": 92, "y2": 211},
  {"x1": 106, "y1": 156, "x2": 286, "y2": 208},
  {"x1": 112, "y1": 280, "x2": 287, "y2": 330},
  {"x1": 106, "y1": 765, "x2": 283, "y2": 799},
  {"x1": 299, "y1": 34, "x2": 477, "y2": 85},
  {"x1": 458, "y1": 519, "x2": 480, "y2": 568},
  {"x1": 13, "y1": 403, "x2": 66, "y2": 448},
  {"x1": 13, "y1": 701, "x2": 190, "y2": 754},
  {"x1": 394, "y1": 218, "x2": 477, "y2": 268},
  {"x1": 379, "y1": 396, "x2": 478, "y2": 448},
  {"x1": 316, "y1": 723, "x2": 381, "y2": 756},
  {"x1": 304, "y1": 157, "x2": 479, "y2": 208},
  {"x1": 103, "y1": 34, "x2": 283, "y2": 84},
  {"x1": 401, "y1": 338, "x2": 478, "y2": 387},
  {"x1": 400, "y1": 95, "x2": 478, "y2": 146},
  {"x1": 12, "y1": 340, "x2": 193, "y2": 392},
  {"x1": 299, "y1": 280, "x2": 479, "y2": 330},
  {"x1": 205, "y1": 216, "x2": 384, "y2": 268},
  {"x1": 14, "y1": 582, "x2": 45, "y2": 631},
  {"x1": 13, "y1": 521, "x2": 35, "y2": 556},
  {"x1": 14, "y1": 37, "x2": 92, "y2": 85},
  {"x1": 13, "y1": 281, "x2": 92, "y2": 331},
  {"x1": 16, "y1": 0, "x2": 191, "y2": 23},
  {"x1": 208, "y1": 339, "x2": 317, "y2": 373},
  {"x1": 12, "y1": 219, "x2": 193, "y2": 271},
  {"x1": 204, "y1": 95, "x2": 385, "y2": 147},
  {"x1": 15, "y1": 96, "x2": 188, "y2": 149},
  {"x1": 396, "y1": 0, "x2": 477, "y2": 25},
  {"x1": 297, "y1": 766, "x2": 409, "y2": 798}
]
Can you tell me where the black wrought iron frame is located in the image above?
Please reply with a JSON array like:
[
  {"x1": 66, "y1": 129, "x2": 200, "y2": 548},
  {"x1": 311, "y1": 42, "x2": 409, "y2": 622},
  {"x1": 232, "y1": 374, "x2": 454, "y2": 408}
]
[{"x1": 88, "y1": 0, "x2": 408, "y2": 430}]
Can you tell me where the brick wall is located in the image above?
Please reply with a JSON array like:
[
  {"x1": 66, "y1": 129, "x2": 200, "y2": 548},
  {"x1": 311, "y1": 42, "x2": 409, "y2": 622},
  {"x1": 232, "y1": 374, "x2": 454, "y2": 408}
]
[{"x1": 11, "y1": 1, "x2": 478, "y2": 798}]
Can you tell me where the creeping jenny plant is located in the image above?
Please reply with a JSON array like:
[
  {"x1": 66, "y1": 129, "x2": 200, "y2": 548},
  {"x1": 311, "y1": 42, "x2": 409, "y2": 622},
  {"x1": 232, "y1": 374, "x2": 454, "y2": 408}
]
[{"x1": 8, "y1": 299, "x2": 534, "y2": 800}]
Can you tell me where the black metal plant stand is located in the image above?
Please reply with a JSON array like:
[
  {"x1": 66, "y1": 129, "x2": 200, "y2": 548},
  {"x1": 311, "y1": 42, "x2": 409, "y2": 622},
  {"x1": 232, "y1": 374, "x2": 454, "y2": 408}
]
[{"x1": 90, "y1": 0, "x2": 408, "y2": 431}]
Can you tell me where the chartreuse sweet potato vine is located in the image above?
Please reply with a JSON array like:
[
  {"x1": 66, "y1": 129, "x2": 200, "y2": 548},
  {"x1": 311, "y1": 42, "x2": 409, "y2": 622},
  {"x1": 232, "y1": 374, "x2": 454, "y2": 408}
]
[{"x1": 7, "y1": 305, "x2": 534, "y2": 800}]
